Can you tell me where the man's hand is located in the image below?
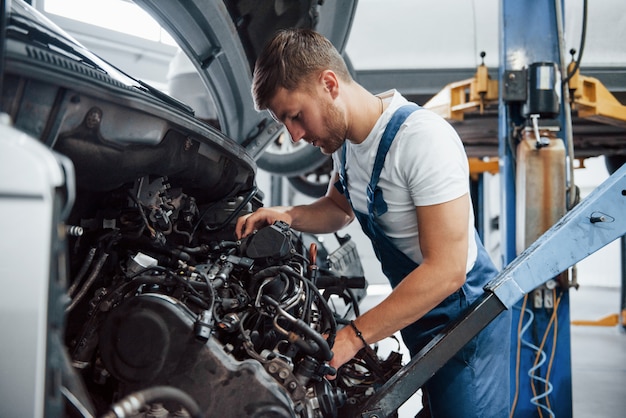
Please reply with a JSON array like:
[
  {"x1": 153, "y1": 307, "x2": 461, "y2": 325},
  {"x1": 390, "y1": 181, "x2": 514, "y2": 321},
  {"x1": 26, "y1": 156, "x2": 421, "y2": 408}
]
[
  {"x1": 235, "y1": 207, "x2": 293, "y2": 239},
  {"x1": 326, "y1": 324, "x2": 366, "y2": 380}
]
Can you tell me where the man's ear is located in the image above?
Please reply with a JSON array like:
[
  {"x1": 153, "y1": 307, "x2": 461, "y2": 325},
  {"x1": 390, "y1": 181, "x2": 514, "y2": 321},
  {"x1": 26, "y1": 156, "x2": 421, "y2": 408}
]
[{"x1": 320, "y1": 70, "x2": 339, "y2": 99}]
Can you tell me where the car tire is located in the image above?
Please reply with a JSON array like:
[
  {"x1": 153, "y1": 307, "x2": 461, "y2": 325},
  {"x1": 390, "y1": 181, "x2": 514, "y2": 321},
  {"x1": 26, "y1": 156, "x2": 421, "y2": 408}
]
[
  {"x1": 286, "y1": 155, "x2": 333, "y2": 198},
  {"x1": 256, "y1": 133, "x2": 328, "y2": 176},
  {"x1": 604, "y1": 155, "x2": 626, "y2": 175}
]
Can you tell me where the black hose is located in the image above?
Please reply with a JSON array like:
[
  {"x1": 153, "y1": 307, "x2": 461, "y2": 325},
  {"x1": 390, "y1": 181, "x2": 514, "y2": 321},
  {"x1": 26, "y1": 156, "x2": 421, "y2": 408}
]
[
  {"x1": 254, "y1": 265, "x2": 338, "y2": 347},
  {"x1": 101, "y1": 386, "x2": 202, "y2": 418},
  {"x1": 563, "y1": 0, "x2": 587, "y2": 84},
  {"x1": 300, "y1": 275, "x2": 338, "y2": 347},
  {"x1": 66, "y1": 252, "x2": 109, "y2": 312},
  {"x1": 263, "y1": 295, "x2": 334, "y2": 361},
  {"x1": 197, "y1": 186, "x2": 258, "y2": 233},
  {"x1": 68, "y1": 247, "x2": 97, "y2": 297}
]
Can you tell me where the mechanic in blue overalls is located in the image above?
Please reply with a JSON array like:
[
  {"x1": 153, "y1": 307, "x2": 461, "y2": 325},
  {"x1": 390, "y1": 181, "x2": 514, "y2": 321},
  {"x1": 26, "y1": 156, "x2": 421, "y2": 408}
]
[{"x1": 236, "y1": 28, "x2": 511, "y2": 417}]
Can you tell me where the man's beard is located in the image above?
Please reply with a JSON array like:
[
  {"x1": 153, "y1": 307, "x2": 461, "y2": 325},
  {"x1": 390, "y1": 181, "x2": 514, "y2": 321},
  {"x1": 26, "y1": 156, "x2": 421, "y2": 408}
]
[{"x1": 313, "y1": 100, "x2": 347, "y2": 155}]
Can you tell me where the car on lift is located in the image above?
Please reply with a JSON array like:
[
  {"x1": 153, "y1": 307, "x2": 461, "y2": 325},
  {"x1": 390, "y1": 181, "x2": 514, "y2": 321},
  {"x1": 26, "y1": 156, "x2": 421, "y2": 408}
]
[{"x1": 0, "y1": 1, "x2": 400, "y2": 417}]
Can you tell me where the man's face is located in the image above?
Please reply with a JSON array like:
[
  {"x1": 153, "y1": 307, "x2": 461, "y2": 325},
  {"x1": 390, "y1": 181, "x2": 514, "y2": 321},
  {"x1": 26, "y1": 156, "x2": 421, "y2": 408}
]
[{"x1": 268, "y1": 85, "x2": 347, "y2": 155}]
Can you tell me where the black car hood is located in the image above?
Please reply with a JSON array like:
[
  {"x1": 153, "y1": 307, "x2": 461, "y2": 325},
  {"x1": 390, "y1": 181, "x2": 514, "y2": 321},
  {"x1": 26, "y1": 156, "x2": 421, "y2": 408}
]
[
  {"x1": 134, "y1": 0, "x2": 358, "y2": 159},
  {"x1": 2, "y1": 1, "x2": 256, "y2": 203},
  {"x1": 1, "y1": 1, "x2": 356, "y2": 205}
]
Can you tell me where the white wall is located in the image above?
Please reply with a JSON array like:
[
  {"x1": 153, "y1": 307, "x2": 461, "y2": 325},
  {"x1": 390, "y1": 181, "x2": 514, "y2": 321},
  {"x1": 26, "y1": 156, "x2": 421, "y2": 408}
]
[{"x1": 346, "y1": 0, "x2": 626, "y2": 70}]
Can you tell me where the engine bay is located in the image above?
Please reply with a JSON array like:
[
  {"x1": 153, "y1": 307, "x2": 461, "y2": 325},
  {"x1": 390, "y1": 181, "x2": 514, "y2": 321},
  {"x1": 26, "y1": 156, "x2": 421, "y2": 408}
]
[
  {"x1": 61, "y1": 175, "x2": 401, "y2": 418},
  {"x1": 0, "y1": 3, "x2": 402, "y2": 416}
]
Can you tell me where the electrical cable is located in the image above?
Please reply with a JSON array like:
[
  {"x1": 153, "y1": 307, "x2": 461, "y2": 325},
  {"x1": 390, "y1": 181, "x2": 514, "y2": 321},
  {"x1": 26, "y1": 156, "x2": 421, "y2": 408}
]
[
  {"x1": 521, "y1": 309, "x2": 553, "y2": 418},
  {"x1": 543, "y1": 289, "x2": 563, "y2": 413},
  {"x1": 531, "y1": 306, "x2": 553, "y2": 417},
  {"x1": 562, "y1": 0, "x2": 588, "y2": 84},
  {"x1": 529, "y1": 288, "x2": 563, "y2": 416},
  {"x1": 510, "y1": 295, "x2": 528, "y2": 417},
  {"x1": 520, "y1": 299, "x2": 555, "y2": 418}
]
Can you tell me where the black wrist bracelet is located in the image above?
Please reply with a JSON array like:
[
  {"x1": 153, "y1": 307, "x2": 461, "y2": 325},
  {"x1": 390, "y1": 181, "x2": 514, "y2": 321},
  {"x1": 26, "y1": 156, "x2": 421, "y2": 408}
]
[{"x1": 349, "y1": 320, "x2": 368, "y2": 348}]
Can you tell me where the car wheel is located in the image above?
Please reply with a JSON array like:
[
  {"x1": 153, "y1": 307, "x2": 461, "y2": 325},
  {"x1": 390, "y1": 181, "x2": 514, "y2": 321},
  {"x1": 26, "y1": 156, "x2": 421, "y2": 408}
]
[
  {"x1": 256, "y1": 130, "x2": 329, "y2": 176},
  {"x1": 604, "y1": 155, "x2": 626, "y2": 175},
  {"x1": 287, "y1": 155, "x2": 333, "y2": 198}
]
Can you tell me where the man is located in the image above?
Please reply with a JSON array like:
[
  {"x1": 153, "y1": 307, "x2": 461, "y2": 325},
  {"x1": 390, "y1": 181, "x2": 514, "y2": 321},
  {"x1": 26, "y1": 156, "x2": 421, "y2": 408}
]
[{"x1": 235, "y1": 28, "x2": 510, "y2": 417}]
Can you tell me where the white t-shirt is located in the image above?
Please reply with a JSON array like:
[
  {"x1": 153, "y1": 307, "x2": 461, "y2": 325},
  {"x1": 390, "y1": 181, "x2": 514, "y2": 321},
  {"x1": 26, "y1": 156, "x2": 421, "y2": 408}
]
[{"x1": 332, "y1": 90, "x2": 478, "y2": 272}]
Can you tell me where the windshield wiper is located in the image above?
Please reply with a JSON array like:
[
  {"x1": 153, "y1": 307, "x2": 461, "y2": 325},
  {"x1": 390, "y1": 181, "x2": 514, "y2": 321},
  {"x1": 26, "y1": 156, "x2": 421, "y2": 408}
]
[{"x1": 8, "y1": 15, "x2": 106, "y2": 73}]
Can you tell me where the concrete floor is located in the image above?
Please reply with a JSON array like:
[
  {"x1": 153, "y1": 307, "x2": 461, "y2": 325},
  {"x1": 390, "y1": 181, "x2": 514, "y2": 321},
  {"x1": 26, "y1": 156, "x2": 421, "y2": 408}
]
[{"x1": 570, "y1": 285, "x2": 626, "y2": 418}]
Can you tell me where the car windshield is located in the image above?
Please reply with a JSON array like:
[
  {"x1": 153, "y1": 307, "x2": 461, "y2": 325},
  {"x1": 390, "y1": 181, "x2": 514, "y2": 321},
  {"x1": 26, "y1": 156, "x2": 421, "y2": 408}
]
[{"x1": 9, "y1": 1, "x2": 141, "y2": 89}]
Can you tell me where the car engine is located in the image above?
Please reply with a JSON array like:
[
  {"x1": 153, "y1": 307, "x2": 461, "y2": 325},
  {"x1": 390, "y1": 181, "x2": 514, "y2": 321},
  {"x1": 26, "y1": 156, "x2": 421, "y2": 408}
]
[{"x1": 60, "y1": 174, "x2": 400, "y2": 418}]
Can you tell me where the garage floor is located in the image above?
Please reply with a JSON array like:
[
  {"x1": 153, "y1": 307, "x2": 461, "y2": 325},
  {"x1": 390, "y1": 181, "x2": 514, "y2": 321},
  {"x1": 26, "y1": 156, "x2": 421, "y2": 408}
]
[{"x1": 569, "y1": 285, "x2": 626, "y2": 418}]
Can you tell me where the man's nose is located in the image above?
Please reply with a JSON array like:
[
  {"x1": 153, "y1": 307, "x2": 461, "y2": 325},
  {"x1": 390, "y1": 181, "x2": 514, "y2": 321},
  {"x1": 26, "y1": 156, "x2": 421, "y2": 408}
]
[{"x1": 285, "y1": 124, "x2": 305, "y2": 143}]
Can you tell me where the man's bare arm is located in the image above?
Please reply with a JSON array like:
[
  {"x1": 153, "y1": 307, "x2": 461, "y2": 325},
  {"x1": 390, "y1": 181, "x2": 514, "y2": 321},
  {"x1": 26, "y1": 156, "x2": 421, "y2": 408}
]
[
  {"x1": 235, "y1": 172, "x2": 354, "y2": 238},
  {"x1": 329, "y1": 193, "x2": 470, "y2": 372}
]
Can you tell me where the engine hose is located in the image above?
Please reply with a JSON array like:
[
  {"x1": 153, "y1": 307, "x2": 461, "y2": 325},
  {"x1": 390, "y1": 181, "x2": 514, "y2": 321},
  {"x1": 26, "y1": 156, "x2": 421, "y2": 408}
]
[
  {"x1": 275, "y1": 266, "x2": 338, "y2": 345},
  {"x1": 68, "y1": 247, "x2": 97, "y2": 297},
  {"x1": 66, "y1": 252, "x2": 109, "y2": 313},
  {"x1": 253, "y1": 266, "x2": 337, "y2": 342},
  {"x1": 101, "y1": 386, "x2": 202, "y2": 418},
  {"x1": 294, "y1": 317, "x2": 333, "y2": 362},
  {"x1": 264, "y1": 296, "x2": 333, "y2": 361},
  {"x1": 301, "y1": 276, "x2": 338, "y2": 347}
]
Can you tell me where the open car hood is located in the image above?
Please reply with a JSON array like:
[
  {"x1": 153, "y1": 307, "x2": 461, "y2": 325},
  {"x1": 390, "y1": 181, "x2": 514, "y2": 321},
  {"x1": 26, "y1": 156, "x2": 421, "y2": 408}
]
[
  {"x1": 2, "y1": 1, "x2": 258, "y2": 204},
  {"x1": 134, "y1": 0, "x2": 358, "y2": 160},
  {"x1": 2, "y1": 1, "x2": 356, "y2": 202}
]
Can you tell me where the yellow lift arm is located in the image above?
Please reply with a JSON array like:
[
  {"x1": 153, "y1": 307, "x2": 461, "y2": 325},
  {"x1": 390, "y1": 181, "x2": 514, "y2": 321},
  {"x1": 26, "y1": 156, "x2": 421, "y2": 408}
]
[
  {"x1": 567, "y1": 61, "x2": 626, "y2": 128},
  {"x1": 423, "y1": 53, "x2": 498, "y2": 121},
  {"x1": 424, "y1": 57, "x2": 626, "y2": 126}
]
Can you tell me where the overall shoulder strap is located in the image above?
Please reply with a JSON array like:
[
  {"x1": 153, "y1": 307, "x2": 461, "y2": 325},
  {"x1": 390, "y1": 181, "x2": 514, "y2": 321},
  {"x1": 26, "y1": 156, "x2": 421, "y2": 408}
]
[
  {"x1": 367, "y1": 103, "x2": 421, "y2": 217},
  {"x1": 334, "y1": 142, "x2": 351, "y2": 201}
]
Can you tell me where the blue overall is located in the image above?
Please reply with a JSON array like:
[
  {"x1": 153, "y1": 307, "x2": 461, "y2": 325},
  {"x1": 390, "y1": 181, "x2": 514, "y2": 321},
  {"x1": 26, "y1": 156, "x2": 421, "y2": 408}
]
[{"x1": 337, "y1": 104, "x2": 511, "y2": 417}]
